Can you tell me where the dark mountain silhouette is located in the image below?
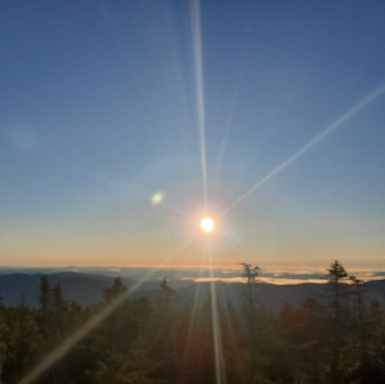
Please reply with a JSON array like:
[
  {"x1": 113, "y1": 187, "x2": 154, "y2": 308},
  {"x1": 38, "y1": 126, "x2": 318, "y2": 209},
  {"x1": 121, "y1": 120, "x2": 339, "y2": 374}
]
[
  {"x1": 178, "y1": 280, "x2": 385, "y2": 313},
  {"x1": 0, "y1": 272, "x2": 384, "y2": 312},
  {"x1": 0, "y1": 273, "x2": 165, "y2": 307}
]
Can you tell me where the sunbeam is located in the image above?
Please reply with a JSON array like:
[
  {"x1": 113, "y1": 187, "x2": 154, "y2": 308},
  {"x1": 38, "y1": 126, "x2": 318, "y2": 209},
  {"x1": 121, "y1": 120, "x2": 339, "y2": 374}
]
[
  {"x1": 214, "y1": 5, "x2": 253, "y2": 194},
  {"x1": 191, "y1": 0, "x2": 208, "y2": 207},
  {"x1": 17, "y1": 235, "x2": 197, "y2": 384},
  {"x1": 225, "y1": 81, "x2": 385, "y2": 213},
  {"x1": 207, "y1": 241, "x2": 226, "y2": 383},
  {"x1": 220, "y1": 284, "x2": 246, "y2": 382},
  {"x1": 182, "y1": 258, "x2": 204, "y2": 376}
]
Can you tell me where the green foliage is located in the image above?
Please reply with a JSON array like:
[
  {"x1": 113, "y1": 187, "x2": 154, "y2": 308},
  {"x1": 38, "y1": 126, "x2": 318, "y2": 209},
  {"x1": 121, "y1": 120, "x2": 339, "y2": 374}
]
[
  {"x1": 1, "y1": 262, "x2": 385, "y2": 384},
  {"x1": 328, "y1": 260, "x2": 349, "y2": 283},
  {"x1": 93, "y1": 343, "x2": 166, "y2": 384},
  {"x1": 103, "y1": 277, "x2": 128, "y2": 304},
  {"x1": 241, "y1": 263, "x2": 260, "y2": 284}
]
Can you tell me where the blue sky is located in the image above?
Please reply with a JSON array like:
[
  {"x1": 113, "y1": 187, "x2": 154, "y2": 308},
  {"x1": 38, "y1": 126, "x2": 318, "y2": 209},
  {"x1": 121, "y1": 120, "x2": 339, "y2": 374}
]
[{"x1": 1, "y1": 0, "x2": 385, "y2": 271}]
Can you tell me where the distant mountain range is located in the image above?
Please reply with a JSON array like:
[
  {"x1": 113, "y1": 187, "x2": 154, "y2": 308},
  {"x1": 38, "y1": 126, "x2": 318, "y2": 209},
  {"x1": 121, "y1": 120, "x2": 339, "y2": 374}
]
[
  {"x1": 0, "y1": 272, "x2": 196, "y2": 308},
  {"x1": 179, "y1": 280, "x2": 385, "y2": 313},
  {"x1": 0, "y1": 272, "x2": 384, "y2": 313}
]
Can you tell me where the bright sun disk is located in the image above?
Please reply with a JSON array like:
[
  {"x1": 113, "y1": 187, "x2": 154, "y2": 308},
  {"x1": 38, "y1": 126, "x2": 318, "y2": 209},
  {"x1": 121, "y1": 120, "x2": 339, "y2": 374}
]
[{"x1": 201, "y1": 217, "x2": 214, "y2": 232}]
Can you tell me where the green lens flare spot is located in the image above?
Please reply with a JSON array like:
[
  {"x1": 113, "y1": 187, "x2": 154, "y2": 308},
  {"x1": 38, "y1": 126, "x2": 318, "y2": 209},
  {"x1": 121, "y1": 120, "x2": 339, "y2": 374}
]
[{"x1": 151, "y1": 191, "x2": 165, "y2": 206}]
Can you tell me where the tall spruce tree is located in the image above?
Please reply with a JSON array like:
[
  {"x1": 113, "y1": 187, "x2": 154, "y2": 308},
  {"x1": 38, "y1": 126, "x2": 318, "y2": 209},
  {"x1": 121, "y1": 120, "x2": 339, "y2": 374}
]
[
  {"x1": 103, "y1": 277, "x2": 128, "y2": 304},
  {"x1": 52, "y1": 283, "x2": 68, "y2": 340},
  {"x1": 39, "y1": 276, "x2": 52, "y2": 341},
  {"x1": 241, "y1": 263, "x2": 260, "y2": 380},
  {"x1": 327, "y1": 260, "x2": 349, "y2": 384},
  {"x1": 350, "y1": 276, "x2": 367, "y2": 369}
]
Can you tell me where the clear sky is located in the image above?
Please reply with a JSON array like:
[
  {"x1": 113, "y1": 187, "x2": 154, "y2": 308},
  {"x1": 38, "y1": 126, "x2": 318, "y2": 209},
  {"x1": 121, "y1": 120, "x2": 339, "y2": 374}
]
[{"x1": 1, "y1": 0, "x2": 385, "y2": 272}]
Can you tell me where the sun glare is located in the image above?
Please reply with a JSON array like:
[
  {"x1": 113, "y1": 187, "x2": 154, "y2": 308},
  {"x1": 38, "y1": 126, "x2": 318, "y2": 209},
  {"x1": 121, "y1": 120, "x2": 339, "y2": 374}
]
[{"x1": 201, "y1": 217, "x2": 214, "y2": 232}]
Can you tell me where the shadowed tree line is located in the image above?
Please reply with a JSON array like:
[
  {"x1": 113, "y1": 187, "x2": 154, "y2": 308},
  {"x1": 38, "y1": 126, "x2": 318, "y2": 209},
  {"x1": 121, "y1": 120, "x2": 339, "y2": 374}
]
[{"x1": 1, "y1": 261, "x2": 385, "y2": 383}]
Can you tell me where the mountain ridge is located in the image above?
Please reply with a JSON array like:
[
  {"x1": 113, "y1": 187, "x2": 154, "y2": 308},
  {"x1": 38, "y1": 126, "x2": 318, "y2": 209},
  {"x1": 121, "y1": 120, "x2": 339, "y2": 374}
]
[{"x1": 1, "y1": 272, "x2": 384, "y2": 313}]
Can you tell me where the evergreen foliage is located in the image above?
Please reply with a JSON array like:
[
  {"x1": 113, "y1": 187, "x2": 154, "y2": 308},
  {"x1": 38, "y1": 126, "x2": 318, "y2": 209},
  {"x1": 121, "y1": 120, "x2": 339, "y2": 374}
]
[{"x1": 0, "y1": 262, "x2": 384, "y2": 383}]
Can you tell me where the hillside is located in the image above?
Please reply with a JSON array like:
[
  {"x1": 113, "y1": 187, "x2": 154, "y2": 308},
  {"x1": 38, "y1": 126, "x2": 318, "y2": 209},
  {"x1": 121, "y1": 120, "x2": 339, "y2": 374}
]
[{"x1": 1, "y1": 272, "x2": 385, "y2": 312}]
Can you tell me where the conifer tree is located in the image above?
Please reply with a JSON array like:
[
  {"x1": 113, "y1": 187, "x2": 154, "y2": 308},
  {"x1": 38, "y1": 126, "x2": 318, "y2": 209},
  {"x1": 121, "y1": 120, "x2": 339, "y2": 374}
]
[
  {"x1": 350, "y1": 276, "x2": 367, "y2": 369},
  {"x1": 38, "y1": 276, "x2": 52, "y2": 341},
  {"x1": 52, "y1": 283, "x2": 68, "y2": 339},
  {"x1": 39, "y1": 276, "x2": 51, "y2": 313},
  {"x1": 327, "y1": 260, "x2": 349, "y2": 384},
  {"x1": 241, "y1": 263, "x2": 260, "y2": 380},
  {"x1": 0, "y1": 292, "x2": 5, "y2": 384},
  {"x1": 151, "y1": 279, "x2": 175, "y2": 381},
  {"x1": 103, "y1": 277, "x2": 128, "y2": 304}
]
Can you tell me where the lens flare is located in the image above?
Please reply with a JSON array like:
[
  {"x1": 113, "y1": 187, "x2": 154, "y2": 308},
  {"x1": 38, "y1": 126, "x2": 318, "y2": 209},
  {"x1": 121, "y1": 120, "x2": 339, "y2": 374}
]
[
  {"x1": 201, "y1": 217, "x2": 214, "y2": 232},
  {"x1": 18, "y1": 235, "x2": 197, "y2": 384},
  {"x1": 191, "y1": 0, "x2": 208, "y2": 207},
  {"x1": 151, "y1": 191, "x2": 164, "y2": 206},
  {"x1": 225, "y1": 80, "x2": 385, "y2": 213}
]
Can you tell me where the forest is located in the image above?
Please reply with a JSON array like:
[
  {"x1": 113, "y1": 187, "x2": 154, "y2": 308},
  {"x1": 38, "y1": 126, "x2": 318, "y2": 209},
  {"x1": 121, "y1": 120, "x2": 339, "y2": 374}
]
[{"x1": 1, "y1": 260, "x2": 385, "y2": 384}]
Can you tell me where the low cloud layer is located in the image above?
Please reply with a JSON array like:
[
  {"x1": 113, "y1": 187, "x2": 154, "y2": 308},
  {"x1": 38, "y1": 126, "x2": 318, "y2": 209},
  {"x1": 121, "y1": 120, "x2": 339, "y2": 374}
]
[{"x1": 1, "y1": 266, "x2": 384, "y2": 285}]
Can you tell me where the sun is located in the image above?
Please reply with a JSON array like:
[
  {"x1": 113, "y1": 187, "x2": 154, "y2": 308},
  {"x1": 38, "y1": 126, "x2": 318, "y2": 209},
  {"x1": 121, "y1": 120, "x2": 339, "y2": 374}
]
[{"x1": 201, "y1": 217, "x2": 214, "y2": 232}]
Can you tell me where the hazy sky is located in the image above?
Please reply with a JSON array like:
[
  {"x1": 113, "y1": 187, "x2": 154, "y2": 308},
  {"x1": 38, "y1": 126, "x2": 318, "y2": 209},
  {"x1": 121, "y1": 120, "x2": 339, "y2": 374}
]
[{"x1": 1, "y1": 0, "x2": 385, "y2": 271}]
